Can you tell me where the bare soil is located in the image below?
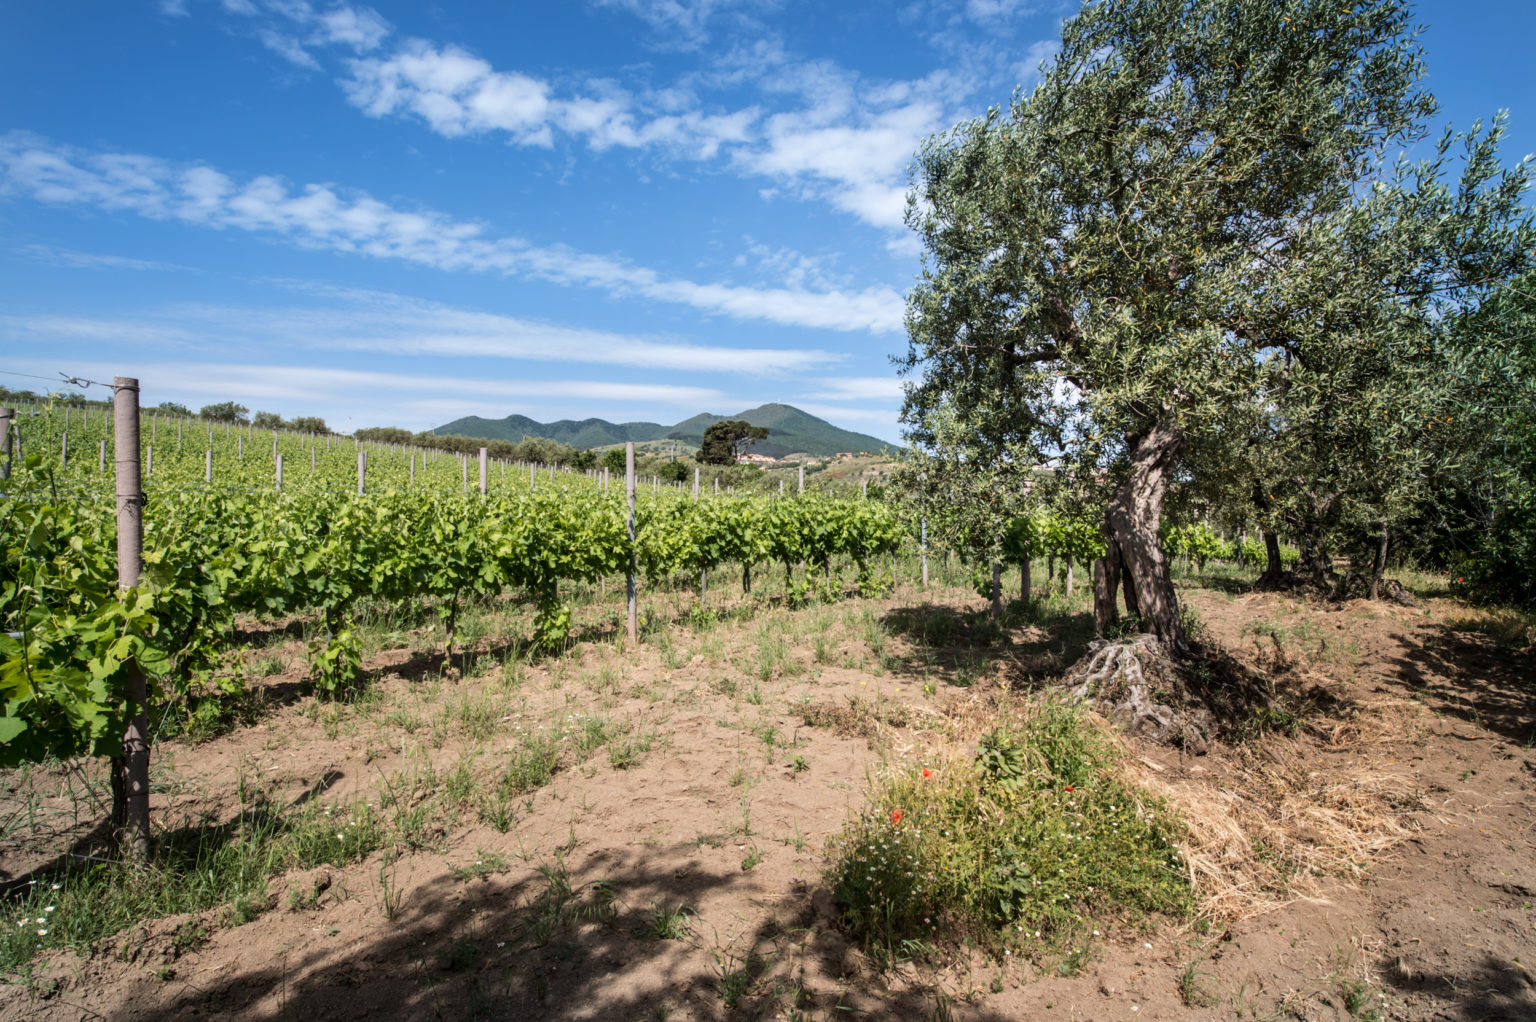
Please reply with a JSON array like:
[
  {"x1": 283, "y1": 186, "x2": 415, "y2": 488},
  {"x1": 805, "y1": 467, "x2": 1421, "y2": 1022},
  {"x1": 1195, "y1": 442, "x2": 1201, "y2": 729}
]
[{"x1": 2, "y1": 575, "x2": 1533, "y2": 1021}]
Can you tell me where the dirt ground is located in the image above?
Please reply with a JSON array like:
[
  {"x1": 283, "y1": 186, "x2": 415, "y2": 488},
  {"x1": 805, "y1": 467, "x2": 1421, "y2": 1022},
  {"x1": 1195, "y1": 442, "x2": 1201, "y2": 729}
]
[{"x1": 2, "y1": 574, "x2": 1533, "y2": 1021}]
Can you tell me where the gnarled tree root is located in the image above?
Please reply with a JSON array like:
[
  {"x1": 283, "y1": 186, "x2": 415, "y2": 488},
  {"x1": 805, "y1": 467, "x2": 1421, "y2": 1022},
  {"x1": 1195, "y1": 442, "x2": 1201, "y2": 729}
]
[
  {"x1": 1055, "y1": 634, "x2": 1277, "y2": 754},
  {"x1": 1334, "y1": 571, "x2": 1418, "y2": 607},
  {"x1": 1057, "y1": 635, "x2": 1212, "y2": 753}
]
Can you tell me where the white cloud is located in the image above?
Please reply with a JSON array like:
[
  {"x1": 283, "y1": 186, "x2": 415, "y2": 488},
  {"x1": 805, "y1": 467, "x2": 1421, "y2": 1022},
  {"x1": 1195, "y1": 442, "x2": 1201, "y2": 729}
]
[
  {"x1": 744, "y1": 98, "x2": 943, "y2": 229},
  {"x1": 316, "y1": 5, "x2": 389, "y2": 51},
  {"x1": 0, "y1": 133, "x2": 905, "y2": 333},
  {"x1": 345, "y1": 43, "x2": 553, "y2": 141},
  {"x1": 343, "y1": 46, "x2": 760, "y2": 158}
]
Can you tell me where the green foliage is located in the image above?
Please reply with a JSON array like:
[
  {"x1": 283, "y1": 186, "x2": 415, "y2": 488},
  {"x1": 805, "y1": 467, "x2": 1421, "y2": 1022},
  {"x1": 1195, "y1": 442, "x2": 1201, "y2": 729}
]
[
  {"x1": 831, "y1": 706, "x2": 1189, "y2": 959},
  {"x1": 307, "y1": 628, "x2": 362, "y2": 698},
  {"x1": 198, "y1": 401, "x2": 248, "y2": 423},
  {"x1": 698, "y1": 419, "x2": 769, "y2": 466}
]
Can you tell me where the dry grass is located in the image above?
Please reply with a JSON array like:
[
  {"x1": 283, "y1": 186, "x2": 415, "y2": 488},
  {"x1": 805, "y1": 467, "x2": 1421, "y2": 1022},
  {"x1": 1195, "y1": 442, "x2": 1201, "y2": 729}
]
[
  {"x1": 1118, "y1": 721, "x2": 1428, "y2": 927},
  {"x1": 1444, "y1": 607, "x2": 1536, "y2": 650}
]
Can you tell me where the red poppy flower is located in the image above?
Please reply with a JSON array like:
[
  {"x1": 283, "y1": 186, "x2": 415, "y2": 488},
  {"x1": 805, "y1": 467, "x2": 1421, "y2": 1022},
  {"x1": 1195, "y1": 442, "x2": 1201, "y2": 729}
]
[
  {"x1": 1064, "y1": 786, "x2": 1075, "y2": 793},
  {"x1": 922, "y1": 768, "x2": 933, "y2": 779},
  {"x1": 890, "y1": 809, "x2": 903, "y2": 824}
]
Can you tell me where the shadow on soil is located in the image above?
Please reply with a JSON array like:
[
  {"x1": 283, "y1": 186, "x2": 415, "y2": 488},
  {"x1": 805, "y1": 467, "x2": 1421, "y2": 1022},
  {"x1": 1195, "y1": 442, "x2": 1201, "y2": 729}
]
[
  {"x1": 121, "y1": 844, "x2": 1017, "y2": 1022},
  {"x1": 1380, "y1": 951, "x2": 1536, "y2": 1021},
  {"x1": 1390, "y1": 629, "x2": 1536, "y2": 745}
]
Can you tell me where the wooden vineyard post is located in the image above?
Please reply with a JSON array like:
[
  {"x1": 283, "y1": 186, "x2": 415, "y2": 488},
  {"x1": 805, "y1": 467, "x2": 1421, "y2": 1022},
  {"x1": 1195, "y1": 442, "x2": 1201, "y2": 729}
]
[
  {"x1": 693, "y1": 467, "x2": 700, "y2": 500},
  {"x1": 146, "y1": 447, "x2": 153, "y2": 476},
  {"x1": 113, "y1": 377, "x2": 151, "y2": 861},
  {"x1": 0, "y1": 405, "x2": 12, "y2": 480},
  {"x1": 276, "y1": 454, "x2": 283, "y2": 492},
  {"x1": 798, "y1": 465, "x2": 804, "y2": 494},
  {"x1": 357, "y1": 449, "x2": 367, "y2": 495},
  {"x1": 238, "y1": 434, "x2": 242, "y2": 460},
  {"x1": 410, "y1": 452, "x2": 415, "y2": 488},
  {"x1": 626, "y1": 442, "x2": 638, "y2": 643},
  {"x1": 479, "y1": 448, "x2": 488, "y2": 497},
  {"x1": 779, "y1": 479, "x2": 783, "y2": 496},
  {"x1": 205, "y1": 450, "x2": 212, "y2": 483},
  {"x1": 529, "y1": 464, "x2": 536, "y2": 491},
  {"x1": 98, "y1": 439, "x2": 106, "y2": 474},
  {"x1": 311, "y1": 446, "x2": 316, "y2": 471},
  {"x1": 921, "y1": 516, "x2": 929, "y2": 589},
  {"x1": 462, "y1": 458, "x2": 469, "y2": 492},
  {"x1": 60, "y1": 431, "x2": 67, "y2": 468}
]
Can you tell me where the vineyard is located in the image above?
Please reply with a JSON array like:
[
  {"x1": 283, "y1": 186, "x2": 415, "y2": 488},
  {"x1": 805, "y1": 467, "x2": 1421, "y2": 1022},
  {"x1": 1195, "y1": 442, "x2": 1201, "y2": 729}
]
[{"x1": 1, "y1": 400, "x2": 913, "y2": 762}]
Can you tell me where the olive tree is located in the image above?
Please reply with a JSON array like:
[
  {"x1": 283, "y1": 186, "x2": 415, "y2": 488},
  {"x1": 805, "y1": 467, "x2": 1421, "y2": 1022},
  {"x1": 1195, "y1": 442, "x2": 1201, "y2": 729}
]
[{"x1": 903, "y1": 0, "x2": 1462, "y2": 647}]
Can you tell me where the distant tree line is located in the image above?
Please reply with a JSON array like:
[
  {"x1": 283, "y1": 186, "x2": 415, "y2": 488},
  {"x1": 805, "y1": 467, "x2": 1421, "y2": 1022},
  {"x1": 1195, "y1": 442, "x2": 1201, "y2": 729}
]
[
  {"x1": 354, "y1": 427, "x2": 603, "y2": 468},
  {"x1": 0, "y1": 388, "x2": 324, "y2": 433}
]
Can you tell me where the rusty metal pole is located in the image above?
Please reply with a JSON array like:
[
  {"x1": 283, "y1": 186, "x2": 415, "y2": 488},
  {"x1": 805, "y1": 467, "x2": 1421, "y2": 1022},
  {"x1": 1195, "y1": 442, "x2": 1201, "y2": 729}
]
[{"x1": 114, "y1": 377, "x2": 151, "y2": 861}]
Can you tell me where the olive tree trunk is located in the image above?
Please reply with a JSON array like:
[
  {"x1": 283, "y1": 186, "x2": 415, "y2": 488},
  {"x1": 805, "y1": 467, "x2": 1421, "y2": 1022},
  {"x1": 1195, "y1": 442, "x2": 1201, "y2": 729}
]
[
  {"x1": 1261, "y1": 531, "x2": 1284, "y2": 582},
  {"x1": 1367, "y1": 525, "x2": 1389, "y2": 601},
  {"x1": 1094, "y1": 419, "x2": 1185, "y2": 648}
]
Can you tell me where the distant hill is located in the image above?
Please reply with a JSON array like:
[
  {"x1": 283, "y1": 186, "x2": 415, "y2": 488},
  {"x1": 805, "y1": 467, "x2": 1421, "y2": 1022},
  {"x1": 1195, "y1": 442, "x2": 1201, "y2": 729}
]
[{"x1": 432, "y1": 403, "x2": 892, "y2": 458}]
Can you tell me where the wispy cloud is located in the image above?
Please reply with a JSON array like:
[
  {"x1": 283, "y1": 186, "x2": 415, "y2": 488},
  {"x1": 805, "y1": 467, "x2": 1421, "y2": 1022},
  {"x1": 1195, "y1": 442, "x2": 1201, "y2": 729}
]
[
  {"x1": 2, "y1": 284, "x2": 846, "y2": 375},
  {"x1": 803, "y1": 376, "x2": 906, "y2": 402},
  {"x1": 0, "y1": 132, "x2": 904, "y2": 333},
  {"x1": 3, "y1": 356, "x2": 726, "y2": 430},
  {"x1": 13, "y1": 242, "x2": 194, "y2": 273},
  {"x1": 212, "y1": 0, "x2": 391, "y2": 70},
  {"x1": 787, "y1": 401, "x2": 902, "y2": 435},
  {"x1": 590, "y1": 0, "x2": 779, "y2": 51}
]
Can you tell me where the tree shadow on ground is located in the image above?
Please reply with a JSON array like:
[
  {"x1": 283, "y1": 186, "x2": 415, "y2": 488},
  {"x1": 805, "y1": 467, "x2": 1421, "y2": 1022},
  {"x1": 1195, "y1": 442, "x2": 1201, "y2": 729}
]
[
  {"x1": 120, "y1": 843, "x2": 1020, "y2": 1022},
  {"x1": 1389, "y1": 628, "x2": 1536, "y2": 745},
  {"x1": 1379, "y1": 951, "x2": 1536, "y2": 1021},
  {"x1": 879, "y1": 599, "x2": 1097, "y2": 689}
]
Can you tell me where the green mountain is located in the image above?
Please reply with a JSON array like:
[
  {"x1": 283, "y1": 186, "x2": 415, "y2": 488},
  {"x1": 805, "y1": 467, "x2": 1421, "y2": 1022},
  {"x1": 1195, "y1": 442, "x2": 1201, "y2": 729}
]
[{"x1": 432, "y1": 403, "x2": 892, "y2": 458}]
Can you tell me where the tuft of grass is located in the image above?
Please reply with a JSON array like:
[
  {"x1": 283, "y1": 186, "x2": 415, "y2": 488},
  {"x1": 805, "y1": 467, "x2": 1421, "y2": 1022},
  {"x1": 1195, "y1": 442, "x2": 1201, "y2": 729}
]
[
  {"x1": 453, "y1": 850, "x2": 510, "y2": 883},
  {"x1": 645, "y1": 903, "x2": 695, "y2": 941},
  {"x1": 828, "y1": 704, "x2": 1190, "y2": 963}
]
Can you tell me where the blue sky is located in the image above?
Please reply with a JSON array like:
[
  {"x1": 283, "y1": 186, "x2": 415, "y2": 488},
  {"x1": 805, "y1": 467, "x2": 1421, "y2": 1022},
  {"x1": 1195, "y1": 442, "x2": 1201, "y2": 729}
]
[{"x1": 1, "y1": 1, "x2": 1532, "y2": 443}]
